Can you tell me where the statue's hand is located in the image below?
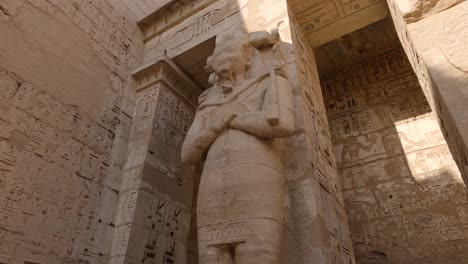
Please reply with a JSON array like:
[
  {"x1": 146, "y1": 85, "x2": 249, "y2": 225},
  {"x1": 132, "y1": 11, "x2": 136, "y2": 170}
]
[
  {"x1": 212, "y1": 113, "x2": 237, "y2": 134},
  {"x1": 224, "y1": 113, "x2": 238, "y2": 124},
  {"x1": 181, "y1": 113, "x2": 236, "y2": 164}
]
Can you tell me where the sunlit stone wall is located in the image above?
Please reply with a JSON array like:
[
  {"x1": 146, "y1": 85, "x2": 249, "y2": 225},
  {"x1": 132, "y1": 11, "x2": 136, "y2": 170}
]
[{"x1": 322, "y1": 48, "x2": 468, "y2": 264}]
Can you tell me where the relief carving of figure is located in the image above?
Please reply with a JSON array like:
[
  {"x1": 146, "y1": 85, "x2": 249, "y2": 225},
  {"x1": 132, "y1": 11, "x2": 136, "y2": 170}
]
[{"x1": 181, "y1": 29, "x2": 295, "y2": 264}]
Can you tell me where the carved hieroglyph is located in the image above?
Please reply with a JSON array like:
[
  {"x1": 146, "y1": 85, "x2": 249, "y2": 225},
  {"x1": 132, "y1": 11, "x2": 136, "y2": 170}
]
[
  {"x1": 288, "y1": 0, "x2": 388, "y2": 47},
  {"x1": 181, "y1": 29, "x2": 295, "y2": 263},
  {"x1": 323, "y1": 48, "x2": 468, "y2": 263}
]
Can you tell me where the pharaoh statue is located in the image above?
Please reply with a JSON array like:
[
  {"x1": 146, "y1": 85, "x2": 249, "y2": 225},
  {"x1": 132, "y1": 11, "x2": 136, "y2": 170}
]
[{"x1": 181, "y1": 29, "x2": 295, "y2": 264}]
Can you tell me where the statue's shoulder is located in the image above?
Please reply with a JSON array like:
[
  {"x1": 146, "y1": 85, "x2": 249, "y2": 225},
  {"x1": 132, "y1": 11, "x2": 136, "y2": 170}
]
[
  {"x1": 197, "y1": 85, "x2": 222, "y2": 109},
  {"x1": 252, "y1": 65, "x2": 289, "y2": 86}
]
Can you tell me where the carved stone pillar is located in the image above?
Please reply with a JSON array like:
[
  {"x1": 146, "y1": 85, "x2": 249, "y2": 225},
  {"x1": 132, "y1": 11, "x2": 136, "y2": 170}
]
[{"x1": 110, "y1": 60, "x2": 201, "y2": 264}]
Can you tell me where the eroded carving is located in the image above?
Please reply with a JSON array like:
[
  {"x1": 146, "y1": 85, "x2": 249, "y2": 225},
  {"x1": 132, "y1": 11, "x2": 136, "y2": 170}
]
[{"x1": 324, "y1": 47, "x2": 467, "y2": 264}]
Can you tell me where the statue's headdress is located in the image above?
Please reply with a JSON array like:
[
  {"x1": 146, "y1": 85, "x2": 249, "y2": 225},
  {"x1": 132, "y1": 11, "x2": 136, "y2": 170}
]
[{"x1": 204, "y1": 28, "x2": 281, "y2": 73}]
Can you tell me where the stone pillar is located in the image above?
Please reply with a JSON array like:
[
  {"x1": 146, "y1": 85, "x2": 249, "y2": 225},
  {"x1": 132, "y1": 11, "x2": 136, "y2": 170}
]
[
  {"x1": 387, "y1": 0, "x2": 468, "y2": 184},
  {"x1": 283, "y1": 10, "x2": 356, "y2": 264},
  {"x1": 110, "y1": 60, "x2": 201, "y2": 264}
]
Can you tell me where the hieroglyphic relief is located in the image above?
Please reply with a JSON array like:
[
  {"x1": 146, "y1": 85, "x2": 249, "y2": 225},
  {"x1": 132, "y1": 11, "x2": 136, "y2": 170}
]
[
  {"x1": 119, "y1": 58, "x2": 199, "y2": 264},
  {"x1": 387, "y1": 0, "x2": 468, "y2": 188},
  {"x1": 139, "y1": 192, "x2": 191, "y2": 264},
  {"x1": 290, "y1": 9, "x2": 339, "y2": 182},
  {"x1": 340, "y1": 156, "x2": 411, "y2": 190},
  {"x1": 0, "y1": 36, "x2": 137, "y2": 263},
  {"x1": 139, "y1": 0, "x2": 218, "y2": 41},
  {"x1": 328, "y1": 109, "x2": 376, "y2": 141},
  {"x1": 298, "y1": 0, "x2": 385, "y2": 33},
  {"x1": 322, "y1": 49, "x2": 413, "y2": 101},
  {"x1": 289, "y1": 10, "x2": 355, "y2": 263},
  {"x1": 0, "y1": 0, "x2": 144, "y2": 262},
  {"x1": 147, "y1": 85, "x2": 195, "y2": 178},
  {"x1": 156, "y1": 0, "x2": 245, "y2": 57},
  {"x1": 112, "y1": 188, "x2": 191, "y2": 264},
  {"x1": 323, "y1": 48, "x2": 468, "y2": 263},
  {"x1": 166, "y1": 11, "x2": 214, "y2": 49},
  {"x1": 288, "y1": 0, "x2": 388, "y2": 46}
]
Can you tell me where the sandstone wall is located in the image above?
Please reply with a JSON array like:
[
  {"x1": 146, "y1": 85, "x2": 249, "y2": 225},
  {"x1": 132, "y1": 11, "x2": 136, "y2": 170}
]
[
  {"x1": 284, "y1": 9, "x2": 355, "y2": 263},
  {"x1": 0, "y1": 0, "x2": 362, "y2": 262},
  {"x1": 112, "y1": 61, "x2": 200, "y2": 263},
  {"x1": 0, "y1": 0, "x2": 143, "y2": 263},
  {"x1": 107, "y1": 0, "x2": 172, "y2": 21},
  {"x1": 322, "y1": 48, "x2": 468, "y2": 263},
  {"x1": 387, "y1": 0, "x2": 468, "y2": 188}
]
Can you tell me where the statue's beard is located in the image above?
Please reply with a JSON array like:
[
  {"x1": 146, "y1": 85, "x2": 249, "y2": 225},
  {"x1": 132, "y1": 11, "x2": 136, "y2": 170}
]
[
  {"x1": 217, "y1": 70, "x2": 234, "y2": 83},
  {"x1": 217, "y1": 73, "x2": 235, "y2": 94},
  {"x1": 219, "y1": 74, "x2": 233, "y2": 83}
]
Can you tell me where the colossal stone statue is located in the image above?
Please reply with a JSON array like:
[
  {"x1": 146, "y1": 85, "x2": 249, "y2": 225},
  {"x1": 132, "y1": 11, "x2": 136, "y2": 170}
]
[{"x1": 181, "y1": 29, "x2": 295, "y2": 263}]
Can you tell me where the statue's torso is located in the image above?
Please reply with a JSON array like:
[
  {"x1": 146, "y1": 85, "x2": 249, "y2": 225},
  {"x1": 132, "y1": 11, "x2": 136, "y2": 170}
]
[{"x1": 196, "y1": 77, "x2": 285, "y2": 231}]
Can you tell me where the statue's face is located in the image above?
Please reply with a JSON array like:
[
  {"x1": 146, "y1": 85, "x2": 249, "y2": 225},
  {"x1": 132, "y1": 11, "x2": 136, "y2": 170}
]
[{"x1": 210, "y1": 42, "x2": 247, "y2": 82}]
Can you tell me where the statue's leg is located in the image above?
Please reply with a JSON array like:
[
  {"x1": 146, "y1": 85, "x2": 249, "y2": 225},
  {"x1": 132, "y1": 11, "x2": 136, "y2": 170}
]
[
  {"x1": 235, "y1": 219, "x2": 282, "y2": 264},
  {"x1": 199, "y1": 244, "x2": 233, "y2": 264}
]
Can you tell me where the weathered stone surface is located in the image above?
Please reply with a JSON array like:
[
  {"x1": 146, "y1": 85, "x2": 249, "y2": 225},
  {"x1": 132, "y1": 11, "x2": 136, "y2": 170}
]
[
  {"x1": 286, "y1": 10, "x2": 356, "y2": 264},
  {"x1": 322, "y1": 47, "x2": 468, "y2": 264},
  {"x1": 1, "y1": 0, "x2": 467, "y2": 263},
  {"x1": 0, "y1": 0, "x2": 23, "y2": 21},
  {"x1": 181, "y1": 29, "x2": 295, "y2": 264},
  {"x1": 288, "y1": 0, "x2": 389, "y2": 47},
  {"x1": 314, "y1": 17, "x2": 402, "y2": 77},
  {"x1": 392, "y1": 0, "x2": 464, "y2": 22},
  {"x1": 113, "y1": 59, "x2": 199, "y2": 264},
  {"x1": 387, "y1": 0, "x2": 468, "y2": 187},
  {"x1": 0, "y1": 0, "x2": 143, "y2": 263}
]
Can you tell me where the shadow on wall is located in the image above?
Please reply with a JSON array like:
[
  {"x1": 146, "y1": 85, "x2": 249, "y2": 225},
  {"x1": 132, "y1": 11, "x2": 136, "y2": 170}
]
[{"x1": 321, "y1": 47, "x2": 468, "y2": 264}]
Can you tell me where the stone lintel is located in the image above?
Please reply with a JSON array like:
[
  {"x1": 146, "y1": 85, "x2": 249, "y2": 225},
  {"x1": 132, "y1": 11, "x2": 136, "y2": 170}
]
[
  {"x1": 392, "y1": 0, "x2": 464, "y2": 23},
  {"x1": 132, "y1": 58, "x2": 202, "y2": 107},
  {"x1": 137, "y1": 0, "x2": 217, "y2": 42},
  {"x1": 289, "y1": 0, "x2": 389, "y2": 48},
  {"x1": 306, "y1": 1, "x2": 389, "y2": 47}
]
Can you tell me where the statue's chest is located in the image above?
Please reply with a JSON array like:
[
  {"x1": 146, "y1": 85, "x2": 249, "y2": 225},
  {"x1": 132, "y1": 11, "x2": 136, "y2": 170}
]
[
  {"x1": 200, "y1": 82, "x2": 267, "y2": 117},
  {"x1": 234, "y1": 83, "x2": 266, "y2": 111}
]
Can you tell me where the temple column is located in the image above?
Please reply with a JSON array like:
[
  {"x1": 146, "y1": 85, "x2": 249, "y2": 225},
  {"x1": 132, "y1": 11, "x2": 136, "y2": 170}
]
[{"x1": 109, "y1": 60, "x2": 201, "y2": 264}]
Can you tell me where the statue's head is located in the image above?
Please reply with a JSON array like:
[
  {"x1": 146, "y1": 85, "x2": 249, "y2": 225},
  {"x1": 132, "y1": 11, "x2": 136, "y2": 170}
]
[
  {"x1": 205, "y1": 39, "x2": 252, "y2": 84},
  {"x1": 205, "y1": 28, "x2": 282, "y2": 85}
]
